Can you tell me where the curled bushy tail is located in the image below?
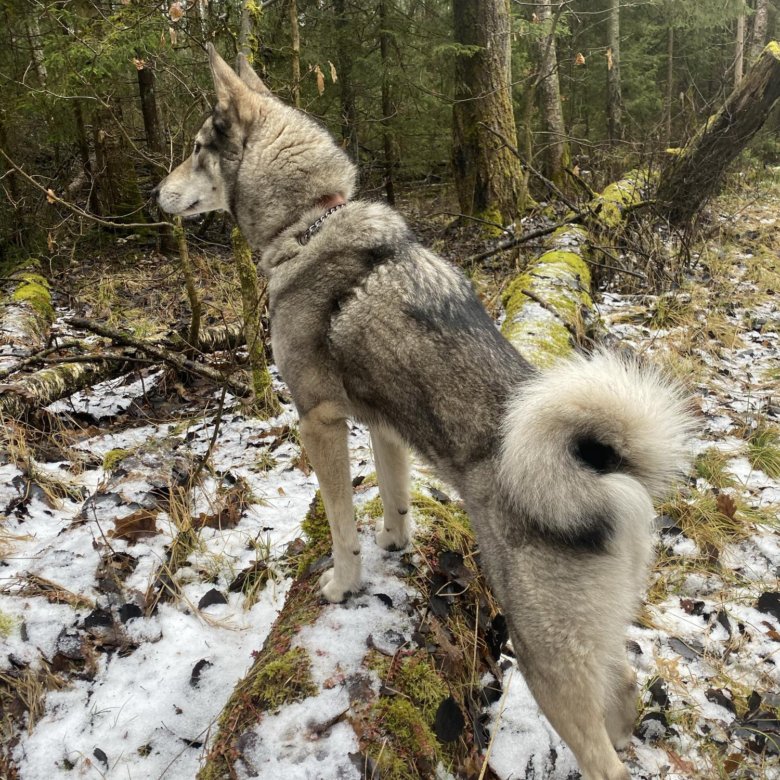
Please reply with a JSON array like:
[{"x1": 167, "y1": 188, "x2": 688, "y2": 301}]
[{"x1": 500, "y1": 350, "x2": 697, "y2": 540}]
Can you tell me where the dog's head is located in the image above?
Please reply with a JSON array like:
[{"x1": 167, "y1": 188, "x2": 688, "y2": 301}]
[{"x1": 155, "y1": 45, "x2": 357, "y2": 246}]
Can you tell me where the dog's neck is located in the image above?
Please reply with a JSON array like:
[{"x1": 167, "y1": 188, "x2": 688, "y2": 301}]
[{"x1": 296, "y1": 194, "x2": 348, "y2": 246}]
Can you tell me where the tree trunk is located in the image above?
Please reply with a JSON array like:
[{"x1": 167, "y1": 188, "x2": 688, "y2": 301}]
[
  {"x1": 289, "y1": 0, "x2": 301, "y2": 108},
  {"x1": 656, "y1": 42, "x2": 780, "y2": 225},
  {"x1": 238, "y1": 0, "x2": 259, "y2": 59},
  {"x1": 379, "y1": 0, "x2": 396, "y2": 204},
  {"x1": 452, "y1": 0, "x2": 524, "y2": 230},
  {"x1": 535, "y1": 1, "x2": 571, "y2": 192},
  {"x1": 136, "y1": 59, "x2": 164, "y2": 156},
  {"x1": 735, "y1": 11, "x2": 746, "y2": 87},
  {"x1": 334, "y1": 0, "x2": 359, "y2": 163},
  {"x1": 231, "y1": 228, "x2": 281, "y2": 417},
  {"x1": 748, "y1": 0, "x2": 770, "y2": 66},
  {"x1": 606, "y1": 0, "x2": 623, "y2": 143},
  {"x1": 664, "y1": 25, "x2": 674, "y2": 147},
  {"x1": 91, "y1": 103, "x2": 144, "y2": 221}
]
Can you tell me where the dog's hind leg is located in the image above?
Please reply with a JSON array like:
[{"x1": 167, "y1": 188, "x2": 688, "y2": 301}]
[
  {"x1": 370, "y1": 426, "x2": 411, "y2": 551},
  {"x1": 300, "y1": 407, "x2": 361, "y2": 602},
  {"x1": 605, "y1": 661, "x2": 637, "y2": 749},
  {"x1": 519, "y1": 647, "x2": 630, "y2": 780}
]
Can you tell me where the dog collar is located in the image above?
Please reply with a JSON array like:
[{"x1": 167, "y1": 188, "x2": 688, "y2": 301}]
[{"x1": 297, "y1": 199, "x2": 347, "y2": 246}]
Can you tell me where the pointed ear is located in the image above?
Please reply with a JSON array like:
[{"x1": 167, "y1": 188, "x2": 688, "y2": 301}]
[
  {"x1": 207, "y1": 43, "x2": 254, "y2": 116},
  {"x1": 236, "y1": 52, "x2": 272, "y2": 95}
]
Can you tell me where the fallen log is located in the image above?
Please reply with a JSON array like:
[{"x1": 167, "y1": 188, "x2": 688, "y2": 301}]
[
  {"x1": 0, "y1": 358, "x2": 122, "y2": 420},
  {"x1": 65, "y1": 317, "x2": 252, "y2": 399},
  {"x1": 0, "y1": 271, "x2": 55, "y2": 354},
  {"x1": 656, "y1": 41, "x2": 780, "y2": 224},
  {"x1": 198, "y1": 488, "x2": 504, "y2": 780},
  {"x1": 0, "y1": 320, "x2": 253, "y2": 420}
]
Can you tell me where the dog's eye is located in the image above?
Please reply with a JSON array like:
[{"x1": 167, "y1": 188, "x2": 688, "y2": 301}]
[{"x1": 193, "y1": 142, "x2": 201, "y2": 154}]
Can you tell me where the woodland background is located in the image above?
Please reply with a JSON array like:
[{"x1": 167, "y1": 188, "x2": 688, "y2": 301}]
[
  {"x1": 0, "y1": 0, "x2": 778, "y2": 264},
  {"x1": 1, "y1": 2, "x2": 780, "y2": 780}
]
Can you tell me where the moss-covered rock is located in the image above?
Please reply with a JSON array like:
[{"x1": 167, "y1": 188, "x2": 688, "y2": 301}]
[{"x1": 247, "y1": 646, "x2": 317, "y2": 710}]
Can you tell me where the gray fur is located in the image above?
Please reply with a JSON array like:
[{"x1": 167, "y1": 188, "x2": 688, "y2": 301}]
[{"x1": 155, "y1": 45, "x2": 696, "y2": 780}]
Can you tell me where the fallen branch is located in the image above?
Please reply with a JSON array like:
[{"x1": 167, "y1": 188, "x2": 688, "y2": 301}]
[{"x1": 65, "y1": 317, "x2": 252, "y2": 398}]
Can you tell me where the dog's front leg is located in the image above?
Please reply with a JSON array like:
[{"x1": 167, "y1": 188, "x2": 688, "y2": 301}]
[
  {"x1": 300, "y1": 408, "x2": 361, "y2": 601},
  {"x1": 370, "y1": 426, "x2": 411, "y2": 551}
]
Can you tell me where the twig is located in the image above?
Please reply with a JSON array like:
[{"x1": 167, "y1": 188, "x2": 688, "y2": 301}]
[
  {"x1": 0, "y1": 147, "x2": 170, "y2": 230},
  {"x1": 519, "y1": 288, "x2": 580, "y2": 340},
  {"x1": 465, "y1": 213, "x2": 583, "y2": 265},
  {"x1": 64, "y1": 317, "x2": 252, "y2": 398},
  {"x1": 0, "y1": 339, "x2": 81, "y2": 380},
  {"x1": 188, "y1": 384, "x2": 228, "y2": 488}
]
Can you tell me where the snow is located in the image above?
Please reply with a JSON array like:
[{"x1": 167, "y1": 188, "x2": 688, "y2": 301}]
[{"x1": 2, "y1": 190, "x2": 780, "y2": 779}]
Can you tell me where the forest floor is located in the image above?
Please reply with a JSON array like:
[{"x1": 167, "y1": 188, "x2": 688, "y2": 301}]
[{"x1": 1, "y1": 172, "x2": 779, "y2": 780}]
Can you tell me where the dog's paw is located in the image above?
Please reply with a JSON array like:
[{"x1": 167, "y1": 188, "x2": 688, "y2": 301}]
[
  {"x1": 375, "y1": 519, "x2": 410, "y2": 552},
  {"x1": 318, "y1": 568, "x2": 358, "y2": 603}
]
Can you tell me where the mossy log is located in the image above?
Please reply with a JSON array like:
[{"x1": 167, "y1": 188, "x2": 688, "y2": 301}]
[
  {"x1": 0, "y1": 271, "x2": 55, "y2": 352},
  {"x1": 0, "y1": 321, "x2": 253, "y2": 420},
  {"x1": 656, "y1": 42, "x2": 780, "y2": 224},
  {"x1": 499, "y1": 169, "x2": 650, "y2": 366},
  {"x1": 0, "y1": 359, "x2": 119, "y2": 420},
  {"x1": 199, "y1": 489, "x2": 505, "y2": 780}
]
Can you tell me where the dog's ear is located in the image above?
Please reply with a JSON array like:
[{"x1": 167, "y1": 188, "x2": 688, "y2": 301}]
[
  {"x1": 236, "y1": 52, "x2": 271, "y2": 96},
  {"x1": 207, "y1": 43, "x2": 254, "y2": 123}
]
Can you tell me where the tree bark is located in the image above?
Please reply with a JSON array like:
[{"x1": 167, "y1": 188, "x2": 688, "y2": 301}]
[
  {"x1": 379, "y1": 0, "x2": 396, "y2": 204},
  {"x1": 136, "y1": 59, "x2": 164, "y2": 156},
  {"x1": 535, "y1": 1, "x2": 571, "y2": 193},
  {"x1": 198, "y1": 491, "x2": 505, "y2": 780},
  {"x1": 334, "y1": 0, "x2": 359, "y2": 163},
  {"x1": 606, "y1": 0, "x2": 623, "y2": 143},
  {"x1": 664, "y1": 25, "x2": 674, "y2": 147},
  {"x1": 656, "y1": 42, "x2": 780, "y2": 225},
  {"x1": 735, "y1": 11, "x2": 746, "y2": 87},
  {"x1": 231, "y1": 228, "x2": 280, "y2": 417},
  {"x1": 452, "y1": 0, "x2": 524, "y2": 229},
  {"x1": 748, "y1": 0, "x2": 770, "y2": 66},
  {"x1": 289, "y1": 0, "x2": 301, "y2": 107}
]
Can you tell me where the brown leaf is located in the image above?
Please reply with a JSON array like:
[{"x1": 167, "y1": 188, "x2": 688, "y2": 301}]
[
  {"x1": 328, "y1": 60, "x2": 338, "y2": 83},
  {"x1": 169, "y1": 2, "x2": 184, "y2": 21},
  {"x1": 46, "y1": 188, "x2": 57, "y2": 204},
  {"x1": 111, "y1": 509, "x2": 158, "y2": 542},
  {"x1": 716, "y1": 492, "x2": 737, "y2": 520},
  {"x1": 575, "y1": 52, "x2": 586, "y2": 66},
  {"x1": 314, "y1": 64, "x2": 325, "y2": 96},
  {"x1": 132, "y1": 57, "x2": 145, "y2": 71}
]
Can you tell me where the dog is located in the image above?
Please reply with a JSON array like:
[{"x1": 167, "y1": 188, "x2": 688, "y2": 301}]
[{"x1": 155, "y1": 44, "x2": 694, "y2": 780}]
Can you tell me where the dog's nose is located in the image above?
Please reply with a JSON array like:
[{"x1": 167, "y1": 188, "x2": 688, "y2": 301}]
[{"x1": 150, "y1": 184, "x2": 160, "y2": 201}]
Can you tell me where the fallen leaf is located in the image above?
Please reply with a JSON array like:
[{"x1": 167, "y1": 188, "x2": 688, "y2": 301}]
[
  {"x1": 111, "y1": 509, "x2": 158, "y2": 542},
  {"x1": 716, "y1": 492, "x2": 737, "y2": 519},
  {"x1": 434, "y1": 696, "x2": 464, "y2": 743},
  {"x1": 169, "y1": 2, "x2": 184, "y2": 21}
]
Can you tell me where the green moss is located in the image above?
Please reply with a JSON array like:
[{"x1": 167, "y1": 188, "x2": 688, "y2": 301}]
[
  {"x1": 0, "y1": 610, "x2": 16, "y2": 638},
  {"x1": 473, "y1": 205, "x2": 504, "y2": 238},
  {"x1": 11, "y1": 273, "x2": 54, "y2": 321},
  {"x1": 765, "y1": 41, "x2": 780, "y2": 59},
  {"x1": 247, "y1": 646, "x2": 316, "y2": 710},
  {"x1": 374, "y1": 697, "x2": 439, "y2": 771},
  {"x1": 360, "y1": 494, "x2": 384, "y2": 520},
  {"x1": 300, "y1": 492, "x2": 330, "y2": 544},
  {"x1": 102, "y1": 448, "x2": 132, "y2": 473},
  {"x1": 395, "y1": 653, "x2": 448, "y2": 721}
]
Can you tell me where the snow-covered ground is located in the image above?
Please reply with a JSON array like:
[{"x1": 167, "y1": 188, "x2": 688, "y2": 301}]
[{"x1": 2, "y1": 188, "x2": 779, "y2": 780}]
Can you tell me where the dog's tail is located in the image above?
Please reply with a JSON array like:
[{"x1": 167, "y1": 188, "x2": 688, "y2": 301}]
[{"x1": 500, "y1": 350, "x2": 696, "y2": 546}]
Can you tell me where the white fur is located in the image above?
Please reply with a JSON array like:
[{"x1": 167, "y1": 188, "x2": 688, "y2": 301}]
[{"x1": 500, "y1": 349, "x2": 696, "y2": 536}]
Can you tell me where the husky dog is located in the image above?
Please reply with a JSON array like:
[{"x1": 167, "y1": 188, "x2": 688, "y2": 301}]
[{"x1": 155, "y1": 44, "x2": 694, "y2": 780}]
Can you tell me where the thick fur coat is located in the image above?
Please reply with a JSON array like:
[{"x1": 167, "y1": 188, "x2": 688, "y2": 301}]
[{"x1": 155, "y1": 45, "x2": 695, "y2": 780}]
